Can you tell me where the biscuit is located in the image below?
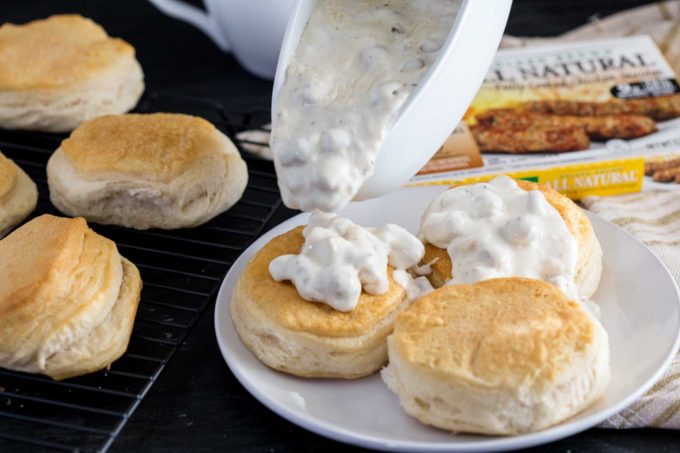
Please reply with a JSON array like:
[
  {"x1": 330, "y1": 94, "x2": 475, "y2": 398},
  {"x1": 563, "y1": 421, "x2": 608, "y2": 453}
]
[
  {"x1": 0, "y1": 151, "x2": 37, "y2": 237},
  {"x1": 0, "y1": 15, "x2": 144, "y2": 132},
  {"x1": 230, "y1": 226, "x2": 410, "y2": 379},
  {"x1": 47, "y1": 113, "x2": 248, "y2": 230},
  {"x1": 422, "y1": 179, "x2": 603, "y2": 298},
  {"x1": 382, "y1": 278, "x2": 610, "y2": 435},
  {"x1": 0, "y1": 215, "x2": 142, "y2": 380}
]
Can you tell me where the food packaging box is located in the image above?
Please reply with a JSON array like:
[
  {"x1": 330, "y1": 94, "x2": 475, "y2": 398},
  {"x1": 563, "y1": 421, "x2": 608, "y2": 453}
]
[{"x1": 409, "y1": 35, "x2": 680, "y2": 198}]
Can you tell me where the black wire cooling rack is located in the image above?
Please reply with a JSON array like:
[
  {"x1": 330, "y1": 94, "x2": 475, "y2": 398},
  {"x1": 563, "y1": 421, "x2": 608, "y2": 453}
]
[{"x1": 0, "y1": 92, "x2": 280, "y2": 452}]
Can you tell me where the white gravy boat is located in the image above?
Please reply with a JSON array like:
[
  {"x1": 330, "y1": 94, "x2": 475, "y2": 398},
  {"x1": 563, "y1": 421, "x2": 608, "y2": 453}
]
[{"x1": 272, "y1": 0, "x2": 513, "y2": 201}]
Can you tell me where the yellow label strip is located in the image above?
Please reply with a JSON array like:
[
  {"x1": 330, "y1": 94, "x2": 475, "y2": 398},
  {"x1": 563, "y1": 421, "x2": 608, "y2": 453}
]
[{"x1": 407, "y1": 158, "x2": 645, "y2": 200}]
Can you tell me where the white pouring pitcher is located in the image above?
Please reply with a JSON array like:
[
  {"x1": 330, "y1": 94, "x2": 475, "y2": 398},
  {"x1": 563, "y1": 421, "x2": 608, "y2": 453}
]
[
  {"x1": 272, "y1": 0, "x2": 512, "y2": 201},
  {"x1": 148, "y1": 0, "x2": 296, "y2": 79}
]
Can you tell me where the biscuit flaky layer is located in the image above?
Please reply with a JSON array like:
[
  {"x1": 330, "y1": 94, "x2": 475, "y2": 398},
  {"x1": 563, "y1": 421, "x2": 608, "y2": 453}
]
[
  {"x1": 0, "y1": 152, "x2": 37, "y2": 237},
  {"x1": 230, "y1": 226, "x2": 410, "y2": 378},
  {"x1": 382, "y1": 278, "x2": 610, "y2": 435},
  {"x1": 0, "y1": 215, "x2": 142, "y2": 380},
  {"x1": 422, "y1": 180, "x2": 603, "y2": 298},
  {"x1": 47, "y1": 113, "x2": 248, "y2": 230}
]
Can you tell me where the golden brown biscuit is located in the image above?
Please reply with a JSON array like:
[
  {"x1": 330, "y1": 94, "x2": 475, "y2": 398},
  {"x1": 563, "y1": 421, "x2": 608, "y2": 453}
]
[
  {"x1": 0, "y1": 215, "x2": 142, "y2": 380},
  {"x1": 382, "y1": 278, "x2": 610, "y2": 435},
  {"x1": 0, "y1": 15, "x2": 144, "y2": 132},
  {"x1": 230, "y1": 226, "x2": 410, "y2": 379},
  {"x1": 47, "y1": 113, "x2": 248, "y2": 230},
  {"x1": 422, "y1": 179, "x2": 602, "y2": 298},
  {"x1": 0, "y1": 153, "x2": 16, "y2": 197},
  {"x1": 0, "y1": 152, "x2": 37, "y2": 237}
]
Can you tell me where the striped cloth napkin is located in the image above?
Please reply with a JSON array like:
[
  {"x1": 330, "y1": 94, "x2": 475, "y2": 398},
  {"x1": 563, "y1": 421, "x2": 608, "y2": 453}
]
[{"x1": 583, "y1": 191, "x2": 680, "y2": 429}]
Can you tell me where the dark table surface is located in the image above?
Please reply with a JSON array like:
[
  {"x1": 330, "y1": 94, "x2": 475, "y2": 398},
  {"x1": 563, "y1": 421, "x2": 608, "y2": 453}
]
[{"x1": 3, "y1": 0, "x2": 680, "y2": 451}]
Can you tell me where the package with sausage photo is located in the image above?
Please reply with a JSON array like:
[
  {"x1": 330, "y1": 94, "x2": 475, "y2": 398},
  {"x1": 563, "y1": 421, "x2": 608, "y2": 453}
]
[{"x1": 410, "y1": 35, "x2": 680, "y2": 198}]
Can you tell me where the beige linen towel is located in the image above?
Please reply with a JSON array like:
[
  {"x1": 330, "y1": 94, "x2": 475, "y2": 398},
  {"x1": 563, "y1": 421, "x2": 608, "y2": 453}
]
[{"x1": 584, "y1": 191, "x2": 680, "y2": 429}]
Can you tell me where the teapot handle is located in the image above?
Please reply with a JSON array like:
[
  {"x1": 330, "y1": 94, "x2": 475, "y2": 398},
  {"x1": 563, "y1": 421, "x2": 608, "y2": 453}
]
[{"x1": 148, "y1": 0, "x2": 230, "y2": 51}]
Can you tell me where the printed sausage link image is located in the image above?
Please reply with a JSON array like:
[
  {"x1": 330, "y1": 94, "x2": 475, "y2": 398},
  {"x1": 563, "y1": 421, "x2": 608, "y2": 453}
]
[
  {"x1": 471, "y1": 125, "x2": 591, "y2": 153},
  {"x1": 477, "y1": 109, "x2": 657, "y2": 140},
  {"x1": 644, "y1": 156, "x2": 680, "y2": 175},
  {"x1": 525, "y1": 95, "x2": 680, "y2": 121}
]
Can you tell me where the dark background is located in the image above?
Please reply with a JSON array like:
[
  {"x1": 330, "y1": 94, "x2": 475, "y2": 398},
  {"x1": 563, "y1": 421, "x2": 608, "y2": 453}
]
[{"x1": 2, "y1": 0, "x2": 680, "y2": 451}]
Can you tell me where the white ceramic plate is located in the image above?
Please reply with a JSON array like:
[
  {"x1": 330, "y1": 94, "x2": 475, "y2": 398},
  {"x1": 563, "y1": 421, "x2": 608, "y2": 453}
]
[{"x1": 214, "y1": 186, "x2": 680, "y2": 452}]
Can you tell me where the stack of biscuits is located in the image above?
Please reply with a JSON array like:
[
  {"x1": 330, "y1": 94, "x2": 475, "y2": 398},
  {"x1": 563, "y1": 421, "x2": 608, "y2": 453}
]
[
  {"x1": 231, "y1": 179, "x2": 611, "y2": 436},
  {"x1": 0, "y1": 15, "x2": 248, "y2": 380}
]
